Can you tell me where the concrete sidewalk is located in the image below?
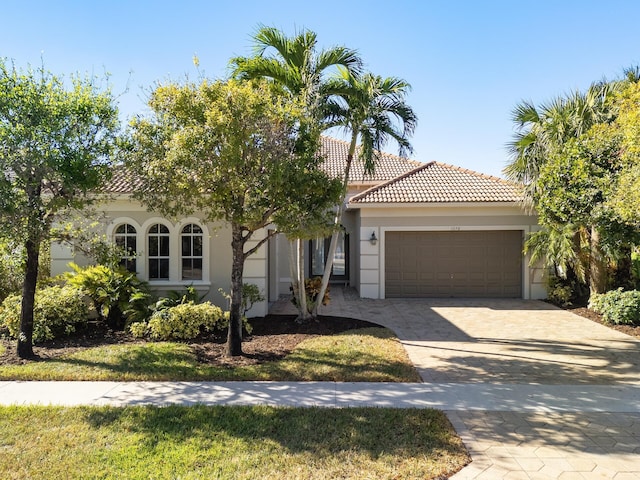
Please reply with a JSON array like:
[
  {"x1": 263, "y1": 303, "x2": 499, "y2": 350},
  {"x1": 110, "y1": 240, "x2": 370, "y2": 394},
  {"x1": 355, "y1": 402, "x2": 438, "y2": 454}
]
[{"x1": 2, "y1": 381, "x2": 640, "y2": 412}]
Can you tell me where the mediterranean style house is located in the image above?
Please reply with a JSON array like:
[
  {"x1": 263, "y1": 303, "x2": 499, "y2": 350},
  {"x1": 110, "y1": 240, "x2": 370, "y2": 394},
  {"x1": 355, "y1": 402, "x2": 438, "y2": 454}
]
[{"x1": 50, "y1": 136, "x2": 545, "y2": 317}]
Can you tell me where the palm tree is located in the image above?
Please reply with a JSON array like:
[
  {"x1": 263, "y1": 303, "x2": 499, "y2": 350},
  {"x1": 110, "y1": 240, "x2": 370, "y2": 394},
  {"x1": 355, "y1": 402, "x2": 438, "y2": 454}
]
[
  {"x1": 231, "y1": 26, "x2": 361, "y2": 320},
  {"x1": 505, "y1": 81, "x2": 621, "y2": 295},
  {"x1": 232, "y1": 26, "x2": 361, "y2": 114},
  {"x1": 505, "y1": 82, "x2": 618, "y2": 207},
  {"x1": 313, "y1": 68, "x2": 417, "y2": 313}
]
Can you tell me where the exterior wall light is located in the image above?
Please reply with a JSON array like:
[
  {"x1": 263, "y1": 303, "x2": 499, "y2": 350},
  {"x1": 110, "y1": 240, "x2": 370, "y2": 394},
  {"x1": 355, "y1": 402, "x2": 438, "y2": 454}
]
[{"x1": 369, "y1": 231, "x2": 378, "y2": 245}]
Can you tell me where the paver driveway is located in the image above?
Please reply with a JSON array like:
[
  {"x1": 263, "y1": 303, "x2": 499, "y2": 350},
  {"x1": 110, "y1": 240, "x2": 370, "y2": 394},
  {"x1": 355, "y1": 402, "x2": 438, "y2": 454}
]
[{"x1": 271, "y1": 291, "x2": 640, "y2": 479}]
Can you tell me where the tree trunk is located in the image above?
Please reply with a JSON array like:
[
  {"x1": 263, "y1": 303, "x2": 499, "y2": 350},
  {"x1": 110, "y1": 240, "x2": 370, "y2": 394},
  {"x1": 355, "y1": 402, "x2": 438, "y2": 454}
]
[
  {"x1": 226, "y1": 225, "x2": 245, "y2": 357},
  {"x1": 314, "y1": 134, "x2": 358, "y2": 316},
  {"x1": 17, "y1": 237, "x2": 39, "y2": 359},
  {"x1": 589, "y1": 226, "x2": 607, "y2": 296}
]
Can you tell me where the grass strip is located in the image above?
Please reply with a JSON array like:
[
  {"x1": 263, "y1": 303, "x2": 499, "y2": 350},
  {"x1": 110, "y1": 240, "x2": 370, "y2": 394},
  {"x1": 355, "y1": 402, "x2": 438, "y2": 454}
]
[{"x1": 0, "y1": 404, "x2": 469, "y2": 480}]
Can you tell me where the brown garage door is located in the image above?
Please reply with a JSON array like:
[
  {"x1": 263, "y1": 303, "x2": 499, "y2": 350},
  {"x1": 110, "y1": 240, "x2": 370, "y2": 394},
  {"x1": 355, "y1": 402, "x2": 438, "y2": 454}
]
[{"x1": 385, "y1": 231, "x2": 523, "y2": 298}]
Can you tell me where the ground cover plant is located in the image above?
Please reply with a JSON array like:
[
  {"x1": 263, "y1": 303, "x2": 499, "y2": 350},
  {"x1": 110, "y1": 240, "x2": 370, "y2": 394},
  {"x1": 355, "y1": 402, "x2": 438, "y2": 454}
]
[
  {"x1": 0, "y1": 316, "x2": 420, "y2": 382},
  {"x1": 0, "y1": 404, "x2": 469, "y2": 480}
]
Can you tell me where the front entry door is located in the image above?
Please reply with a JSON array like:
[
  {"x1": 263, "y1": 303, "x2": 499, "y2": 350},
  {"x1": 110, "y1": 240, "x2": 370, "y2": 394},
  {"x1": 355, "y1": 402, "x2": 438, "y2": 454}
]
[{"x1": 310, "y1": 232, "x2": 349, "y2": 282}]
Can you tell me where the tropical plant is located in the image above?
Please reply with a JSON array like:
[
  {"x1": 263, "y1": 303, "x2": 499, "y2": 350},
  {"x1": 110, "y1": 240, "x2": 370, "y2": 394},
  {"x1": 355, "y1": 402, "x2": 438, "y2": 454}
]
[
  {"x1": 313, "y1": 68, "x2": 417, "y2": 312},
  {"x1": 231, "y1": 26, "x2": 360, "y2": 321},
  {"x1": 64, "y1": 263, "x2": 150, "y2": 330}
]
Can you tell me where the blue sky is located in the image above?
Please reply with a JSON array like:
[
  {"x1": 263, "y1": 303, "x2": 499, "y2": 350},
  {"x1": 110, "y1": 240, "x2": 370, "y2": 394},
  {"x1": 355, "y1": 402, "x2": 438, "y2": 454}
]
[{"x1": 2, "y1": 0, "x2": 638, "y2": 178}]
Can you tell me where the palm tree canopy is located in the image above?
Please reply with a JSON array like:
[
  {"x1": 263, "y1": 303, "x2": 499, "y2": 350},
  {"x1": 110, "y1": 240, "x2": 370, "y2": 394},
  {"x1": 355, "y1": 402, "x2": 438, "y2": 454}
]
[
  {"x1": 230, "y1": 26, "x2": 362, "y2": 106},
  {"x1": 504, "y1": 80, "x2": 621, "y2": 203},
  {"x1": 323, "y1": 67, "x2": 417, "y2": 174}
]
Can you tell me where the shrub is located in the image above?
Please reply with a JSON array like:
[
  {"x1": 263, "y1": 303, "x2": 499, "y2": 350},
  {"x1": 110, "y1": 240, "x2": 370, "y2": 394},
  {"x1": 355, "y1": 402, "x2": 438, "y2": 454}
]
[
  {"x1": 545, "y1": 273, "x2": 588, "y2": 307},
  {"x1": 290, "y1": 277, "x2": 330, "y2": 313},
  {"x1": 64, "y1": 263, "x2": 150, "y2": 330},
  {"x1": 589, "y1": 288, "x2": 640, "y2": 325},
  {"x1": 219, "y1": 283, "x2": 265, "y2": 317},
  {"x1": 0, "y1": 285, "x2": 88, "y2": 343},
  {"x1": 145, "y1": 302, "x2": 226, "y2": 340}
]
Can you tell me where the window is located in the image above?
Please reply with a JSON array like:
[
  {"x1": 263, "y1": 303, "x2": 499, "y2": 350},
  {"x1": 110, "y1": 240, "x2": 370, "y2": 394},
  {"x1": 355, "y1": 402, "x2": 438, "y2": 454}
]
[
  {"x1": 148, "y1": 224, "x2": 170, "y2": 280},
  {"x1": 114, "y1": 224, "x2": 137, "y2": 272},
  {"x1": 181, "y1": 224, "x2": 203, "y2": 280}
]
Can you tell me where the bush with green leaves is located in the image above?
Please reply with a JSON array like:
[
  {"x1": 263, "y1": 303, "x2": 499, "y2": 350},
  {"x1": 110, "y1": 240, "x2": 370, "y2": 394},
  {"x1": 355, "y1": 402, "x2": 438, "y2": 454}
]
[
  {"x1": 64, "y1": 263, "x2": 150, "y2": 330},
  {"x1": 589, "y1": 288, "x2": 640, "y2": 325},
  {"x1": 132, "y1": 302, "x2": 226, "y2": 340},
  {"x1": 0, "y1": 285, "x2": 88, "y2": 343}
]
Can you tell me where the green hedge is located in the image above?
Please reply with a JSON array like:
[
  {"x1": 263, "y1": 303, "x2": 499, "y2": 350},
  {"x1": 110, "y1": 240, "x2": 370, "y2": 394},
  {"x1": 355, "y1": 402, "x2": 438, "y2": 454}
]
[
  {"x1": 589, "y1": 288, "x2": 640, "y2": 325},
  {"x1": 1, "y1": 285, "x2": 88, "y2": 342}
]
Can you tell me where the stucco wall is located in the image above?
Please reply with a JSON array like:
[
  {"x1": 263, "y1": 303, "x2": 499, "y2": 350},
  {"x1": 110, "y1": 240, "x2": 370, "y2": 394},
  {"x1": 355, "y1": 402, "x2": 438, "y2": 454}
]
[{"x1": 50, "y1": 197, "x2": 269, "y2": 317}]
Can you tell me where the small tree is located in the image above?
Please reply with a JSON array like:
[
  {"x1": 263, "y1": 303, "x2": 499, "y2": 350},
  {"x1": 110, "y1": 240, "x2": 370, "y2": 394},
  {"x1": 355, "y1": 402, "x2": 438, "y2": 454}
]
[
  {"x1": 126, "y1": 78, "x2": 340, "y2": 356},
  {"x1": 0, "y1": 59, "x2": 120, "y2": 358}
]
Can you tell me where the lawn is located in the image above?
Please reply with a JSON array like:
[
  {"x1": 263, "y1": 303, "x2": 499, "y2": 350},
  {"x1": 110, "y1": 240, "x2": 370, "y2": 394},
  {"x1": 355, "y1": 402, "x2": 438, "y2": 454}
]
[
  {"x1": 0, "y1": 327, "x2": 421, "y2": 382},
  {"x1": 0, "y1": 405, "x2": 469, "y2": 480}
]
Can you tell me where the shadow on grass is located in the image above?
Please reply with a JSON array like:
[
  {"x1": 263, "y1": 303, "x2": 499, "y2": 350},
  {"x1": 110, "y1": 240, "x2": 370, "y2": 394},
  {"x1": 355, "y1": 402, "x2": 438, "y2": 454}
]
[
  {"x1": 0, "y1": 328, "x2": 420, "y2": 382},
  {"x1": 83, "y1": 404, "x2": 466, "y2": 461}
]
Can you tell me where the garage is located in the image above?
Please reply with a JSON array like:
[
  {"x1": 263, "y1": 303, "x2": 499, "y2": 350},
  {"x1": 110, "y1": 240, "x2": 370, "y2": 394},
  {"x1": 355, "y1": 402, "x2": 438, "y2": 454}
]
[{"x1": 385, "y1": 230, "x2": 523, "y2": 298}]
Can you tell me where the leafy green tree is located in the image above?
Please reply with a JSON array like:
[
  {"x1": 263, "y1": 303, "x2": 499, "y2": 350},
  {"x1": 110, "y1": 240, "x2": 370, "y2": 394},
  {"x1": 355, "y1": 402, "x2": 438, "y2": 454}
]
[
  {"x1": 505, "y1": 82, "x2": 619, "y2": 206},
  {"x1": 533, "y1": 123, "x2": 639, "y2": 293},
  {"x1": 126, "y1": 78, "x2": 340, "y2": 356},
  {"x1": 314, "y1": 68, "x2": 417, "y2": 312},
  {"x1": 231, "y1": 26, "x2": 360, "y2": 320},
  {"x1": 0, "y1": 59, "x2": 120, "y2": 358},
  {"x1": 608, "y1": 81, "x2": 640, "y2": 222}
]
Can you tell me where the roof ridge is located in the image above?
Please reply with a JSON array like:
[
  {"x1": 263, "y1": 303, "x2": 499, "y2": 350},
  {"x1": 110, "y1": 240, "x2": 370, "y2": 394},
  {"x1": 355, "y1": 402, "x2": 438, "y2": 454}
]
[
  {"x1": 350, "y1": 161, "x2": 435, "y2": 203},
  {"x1": 431, "y1": 161, "x2": 517, "y2": 186}
]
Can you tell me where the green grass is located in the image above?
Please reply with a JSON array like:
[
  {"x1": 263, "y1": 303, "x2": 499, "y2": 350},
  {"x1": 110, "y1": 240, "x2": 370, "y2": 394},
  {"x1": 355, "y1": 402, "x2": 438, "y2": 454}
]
[
  {"x1": 0, "y1": 405, "x2": 469, "y2": 480},
  {"x1": 0, "y1": 327, "x2": 421, "y2": 382}
]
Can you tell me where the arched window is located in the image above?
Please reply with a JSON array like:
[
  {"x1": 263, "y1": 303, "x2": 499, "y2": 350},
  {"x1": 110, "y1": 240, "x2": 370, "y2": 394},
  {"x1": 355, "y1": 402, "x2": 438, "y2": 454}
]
[
  {"x1": 148, "y1": 224, "x2": 170, "y2": 280},
  {"x1": 181, "y1": 224, "x2": 203, "y2": 280},
  {"x1": 114, "y1": 224, "x2": 137, "y2": 272}
]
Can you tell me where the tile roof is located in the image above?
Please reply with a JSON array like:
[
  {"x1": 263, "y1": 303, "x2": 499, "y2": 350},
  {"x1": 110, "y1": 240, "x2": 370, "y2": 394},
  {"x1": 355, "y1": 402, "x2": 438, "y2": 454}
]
[
  {"x1": 349, "y1": 161, "x2": 522, "y2": 204},
  {"x1": 319, "y1": 136, "x2": 421, "y2": 183},
  {"x1": 103, "y1": 137, "x2": 421, "y2": 193},
  {"x1": 103, "y1": 166, "x2": 144, "y2": 194}
]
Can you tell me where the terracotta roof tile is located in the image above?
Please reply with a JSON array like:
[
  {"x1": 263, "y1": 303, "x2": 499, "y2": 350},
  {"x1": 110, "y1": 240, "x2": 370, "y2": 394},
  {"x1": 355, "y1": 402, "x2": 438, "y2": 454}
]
[
  {"x1": 103, "y1": 166, "x2": 144, "y2": 193},
  {"x1": 102, "y1": 137, "x2": 421, "y2": 193},
  {"x1": 349, "y1": 161, "x2": 522, "y2": 204},
  {"x1": 319, "y1": 136, "x2": 421, "y2": 183}
]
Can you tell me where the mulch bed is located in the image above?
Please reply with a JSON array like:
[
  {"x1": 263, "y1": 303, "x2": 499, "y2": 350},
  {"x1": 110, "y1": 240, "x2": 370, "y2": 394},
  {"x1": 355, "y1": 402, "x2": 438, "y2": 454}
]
[
  {"x1": 0, "y1": 315, "x2": 379, "y2": 366},
  {"x1": 565, "y1": 306, "x2": 640, "y2": 339}
]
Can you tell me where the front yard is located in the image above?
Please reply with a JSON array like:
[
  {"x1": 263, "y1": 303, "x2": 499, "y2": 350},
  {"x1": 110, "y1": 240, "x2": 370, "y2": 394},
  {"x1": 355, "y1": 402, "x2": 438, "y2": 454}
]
[{"x1": 0, "y1": 315, "x2": 420, "y2": 382}]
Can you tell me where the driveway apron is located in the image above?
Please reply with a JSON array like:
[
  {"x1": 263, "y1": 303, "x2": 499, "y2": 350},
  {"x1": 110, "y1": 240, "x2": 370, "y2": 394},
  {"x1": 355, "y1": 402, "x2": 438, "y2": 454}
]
[{"x1": 272, "y1": 290, "x2": 640, "y2": 479}]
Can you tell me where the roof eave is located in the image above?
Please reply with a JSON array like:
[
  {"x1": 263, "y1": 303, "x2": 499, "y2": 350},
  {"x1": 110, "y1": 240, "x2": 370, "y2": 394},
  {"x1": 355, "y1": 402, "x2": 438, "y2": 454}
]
[{"x1": 348, "y1": 201, "x2": 525, "y2": 209}]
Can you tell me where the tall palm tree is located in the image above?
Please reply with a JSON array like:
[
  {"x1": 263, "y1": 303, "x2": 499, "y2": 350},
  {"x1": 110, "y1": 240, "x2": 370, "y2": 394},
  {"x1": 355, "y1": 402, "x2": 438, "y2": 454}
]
[
  {"x1": 313, "y1": 68, "x2": 417, "y2": 313},
  {"x1": 231, "y1": 26, "x2": 362, "y2": 320}
]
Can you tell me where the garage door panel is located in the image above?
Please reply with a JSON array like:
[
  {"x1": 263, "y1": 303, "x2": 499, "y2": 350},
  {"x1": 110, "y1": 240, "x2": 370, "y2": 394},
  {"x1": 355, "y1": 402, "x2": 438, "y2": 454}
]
[{"x1": 385, "y1": 231, "x2": 522, "y2": 298}]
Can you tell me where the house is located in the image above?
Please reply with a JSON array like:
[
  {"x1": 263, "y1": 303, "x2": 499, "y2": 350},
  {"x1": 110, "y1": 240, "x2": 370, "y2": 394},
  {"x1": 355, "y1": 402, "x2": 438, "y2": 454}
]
[{"x1": 50, "y1": 136, "x2": 544, "y2": 316}]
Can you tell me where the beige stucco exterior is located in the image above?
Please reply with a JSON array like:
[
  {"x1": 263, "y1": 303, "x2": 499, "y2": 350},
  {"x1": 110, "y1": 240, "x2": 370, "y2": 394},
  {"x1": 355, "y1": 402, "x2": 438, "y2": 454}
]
[
  {"x1": 50, "y1": 194, "x2": 544, "y2": 317},
  {"x1": 51, "y1": 196, "x2": 270, "y2": 317}
]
